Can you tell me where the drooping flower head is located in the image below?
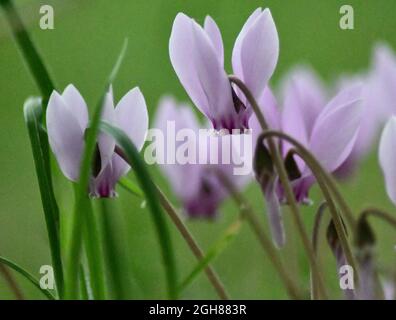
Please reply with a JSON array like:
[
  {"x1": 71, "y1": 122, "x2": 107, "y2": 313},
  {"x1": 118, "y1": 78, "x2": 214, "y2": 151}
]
[
  {"x1": 249, "y1": 69, "x2": 363, "y2": 246},
  {"x1": 154, "y1": 96, "x2": 251, "y2": 218},
  {"x1": 169, "y1": 8, "x2": 279, "y2": 131},
  {"x1": 46, "y1": 84, "x2": 148, "y2": 197}
]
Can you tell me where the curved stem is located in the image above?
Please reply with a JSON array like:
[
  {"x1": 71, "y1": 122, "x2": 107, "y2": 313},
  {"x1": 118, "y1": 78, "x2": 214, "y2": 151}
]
[
  {"x1": 155, "y1": 186, "x2": 230, "y2": 300},
  {"x1": 229, "y1": 75, "x2": 327, "y2": 300},
  {"x1": 360, "y1": 208, "x2": 396, "y2": 230},
  {"x1": 116, "y1": 151, "x2": 229, "y2": 300},
  {"x1": 216, "y1": 170, "x2": 302, "y2": 300},
  {"x1": 312, "y1": 202, "x2": 328, "y2": 254},
  {"x1": 0, "y1": 263, "x2": 24, "y2": 299},
  {"x1": 311, "y1": 202, "x2": 327, "y2": 300},
  {"x1": 259, "y1": 131, "x2": 358, "y2": 278},
  {"x1": 289, "y1": 148, "x2": 358, "y2": 276}
]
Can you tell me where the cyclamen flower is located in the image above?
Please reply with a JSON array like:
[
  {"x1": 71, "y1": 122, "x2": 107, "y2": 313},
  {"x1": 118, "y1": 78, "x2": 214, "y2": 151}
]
[
  {"x1": 250, "y1": 73, "x2": 363, "y2": 246},
  {"x1": 154, "y1": 97, "x2": 250, "y2": 218},
  {"x1": 169, "y1": 8, "x2": 279, "y2": 131},
  {"x1": 46, "y1": 84, "x2": 148, "y2": 197},
  {"x1": 337, "y1": 43, "x2": 396, "y2": 169}
]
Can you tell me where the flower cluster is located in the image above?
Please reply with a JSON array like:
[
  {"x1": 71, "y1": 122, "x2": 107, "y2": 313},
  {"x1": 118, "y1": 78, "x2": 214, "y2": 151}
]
[{"x1": 43, "y1": 7, "x2": 396, "y2": 300}]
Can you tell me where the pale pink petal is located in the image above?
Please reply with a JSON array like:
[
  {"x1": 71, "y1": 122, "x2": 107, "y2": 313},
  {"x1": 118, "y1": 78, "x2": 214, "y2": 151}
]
[
  {"x1": 232, "y1": 8, "x2": 262, "y2": 78},
  {"x1": 238, "y1": 8, "x2": 279, "y2": 99},
  {"x1": 97, "y1": 90, "x2": 116, "y2": 173},
  {"x1": 46, "y1": 91, "x2": 85, "y2": 181},
  {"x1": 379, "y1": 116, "x2": 396, "y2": 205},
  {"x1": 169, "y1": 13, "x2": 233, "y2": 121},
  {"x1": 308, "y1": 86, "x2": 363, "y2": 173},
  {"x1": 114, "y1": 87, "x2": 148, "y2": 151},
  {"x1": 204, "y1": 15, "x2": 224, "y2": 66},
  {"x1": 61, "y1": 84, "x2": 89, "y2": 130}
]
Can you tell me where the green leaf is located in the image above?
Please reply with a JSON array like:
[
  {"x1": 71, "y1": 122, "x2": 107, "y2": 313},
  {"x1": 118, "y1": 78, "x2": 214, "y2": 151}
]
[
  {"x1": 100, "y1": 121, "x2": 178, "y2": 299},
  {"x1": 178, "y1": 219, "x2": 242, "y2": 295},
  {"x1": 119, "y1": 177, "x2": 144, "y2": 198},
  {"x1": 1, "y1": 0, "x2": 55, "y2": 104},
  {"x1": 99, "y1": 200, "x2": 130, "y2": 299},
  {"x1": 64, "y1": 39, "x2": 128, "y2": 299},
  {"x1": 23, "y1": 97, "x2": 64, "y2": 298},
  {"x1": 0, "y1": 256, "x2": 56, "y2": 300}
]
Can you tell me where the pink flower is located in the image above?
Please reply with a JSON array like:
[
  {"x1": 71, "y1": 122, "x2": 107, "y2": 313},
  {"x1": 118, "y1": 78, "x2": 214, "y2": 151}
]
[
  {"x1": 46, "y1": 84, "x2": 148, "y2": 197},
  {"x1": 169, "y1": 8, "x2": 279, "y2": 131}
]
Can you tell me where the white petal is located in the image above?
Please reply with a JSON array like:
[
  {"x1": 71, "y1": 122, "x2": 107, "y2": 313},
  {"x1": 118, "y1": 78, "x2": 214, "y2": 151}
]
[
  {"x1": 46, "y1": 91, "x2": 85, "y2": 181},
  {"x1": 239, "y1": 9, "x2": 279, "y2": 99},
  {"x1": 98, "y1": 90, "x2": 116, "y2": 172},
  {"x1": 61, "y1": 84, "x2": 89, "y2": 130},
  {"x1": 169, "y1": 13, "x2": 233, "y2": 120},
  {"x1": 114, "y1": 87, "x2": 149, "y2": 151},
  {"x1": 204, "y1": 15, "x2": 224, "y2": 66},
  {"x1": 309, "y1": 86, "x2": 363, "y2": 173},
  {"x1": 379, "y1": 116, "x2": 396, "y2": 205},
  {"x1": 232, "y1": 8, "x2": 262, "y2": 78}
]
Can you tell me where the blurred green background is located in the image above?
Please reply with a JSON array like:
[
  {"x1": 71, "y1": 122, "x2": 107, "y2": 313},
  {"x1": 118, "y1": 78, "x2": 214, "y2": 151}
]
[{"x1": 1, "y1": 0, "x2": 396, "y2": 299}]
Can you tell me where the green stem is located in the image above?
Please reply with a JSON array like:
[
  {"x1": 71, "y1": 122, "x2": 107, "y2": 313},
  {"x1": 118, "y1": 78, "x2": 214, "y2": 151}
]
[
  {"x1": 260, "y1": 132, "x2": 359, "y2": 278},
  {"x1": 0, "y1": 262, "x2": 24, "y2": 299},
  {"x1": 155, "y1": 186, "x2": 230, "y2": 300},
  {"x1": 102, "y1": 123, "x2": 177, "y2": 299},
  {"x1": 216, "y1": 170, "x2": 302, "y2": 300},
  {"x1": 229, "y1": 75, "x2": 328, "y2": 300},
  {"x1": 118, "y1": 158, "x2": 228, "y2": 299},
  {"x1": 360, "y1": 208, "x2": 396, "y2": 230},
  {"x1": 24, "y1": 98, "x2": 64, "y2": 297},
  {"x1": 99, "y1": 200, "x2": 128, "y2": 299},
  {"x1": 64, "y1": 41, "x2": 127, "y2": 299},
  {"x1": 311, "y1": 202, "x2": 327, "y2": 300},
  {"x1": 82, "y1": 199, "x2": 106, "y2": 299},
  {"x1": 0, "y1": 256, "x2": 56, "y2": 300},
  {"x1": 291, "y1": 148, "x2": 358, "y2": 274},
  {"x1": 0, "y1": 0, "x2": 55, "y2": 104}
]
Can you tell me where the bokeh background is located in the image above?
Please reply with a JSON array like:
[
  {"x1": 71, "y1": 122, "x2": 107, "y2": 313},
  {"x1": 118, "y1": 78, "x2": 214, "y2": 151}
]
[{"x1": 1, "y1": 0, "x2": 396, "y2": 299}]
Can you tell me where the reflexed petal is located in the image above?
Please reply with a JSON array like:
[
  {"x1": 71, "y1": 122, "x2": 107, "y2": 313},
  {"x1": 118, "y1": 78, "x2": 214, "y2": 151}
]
[
  {"x1": 46, "y1": 91, "x2": 85, "y2": 181},
  {"x1": 204, "y1": 15, "x2": 224, "y2": 66},
  {"x1": 238, "y1": 9, "x2": 279, "y2": 99},
  {"x1": 169, "y1": 13, "x2": 233, "y2": 120},
  {"x1": 232, "y1": 7, "x2": 262, "y2": 78},
  {"x1": 110, "y1": 87, "x2": 149, "y2": 182},
  {"x1": 114, "y1": 87, "x2": 148, "y2": 151},
  {"x1": 379, "y1": 116, "x2": 396, "y2": 205},
  {"x1": 97, "y1": 90, "x2": 116, "y2": 173},
  {"x1": 280, "y1": 66, "x2": 326, "y2": 135},
  {"x1": 308, "y1": 86, "x2": 363, "y2": 173},
  {"x1": 61, "y1": 84, "x2": 89, "y2": 130}
]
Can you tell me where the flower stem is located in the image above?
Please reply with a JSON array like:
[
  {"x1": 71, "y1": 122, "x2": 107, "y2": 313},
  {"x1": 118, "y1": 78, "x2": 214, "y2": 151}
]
[
  {"x1": 216, "y1": 170, "x2": 302, "y2": 300},
  {"x1": 360, "y1": 208, "x2": 396, "y2": 230},
  {"x1": 229, "y1": 75, "x2": 327, "y2": 300},
  {"x1": 311, "y1": 202, "x2": 327, "y2": 300},
  {"x1": 261, "y1": 131, "x2": 359, "y2": 279},
  {"x1": 116, "y1": 151, "x2": 230, "y2": 300},
  {"x1": 0, "y1": 262, "x2": 24, "y2": 299},
  {"x1": 82, "y1": 201, "x2": 106, "y2": 300},
  {"x1": 155, "y1": 186, "x2": 230, "y2": 300}
]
